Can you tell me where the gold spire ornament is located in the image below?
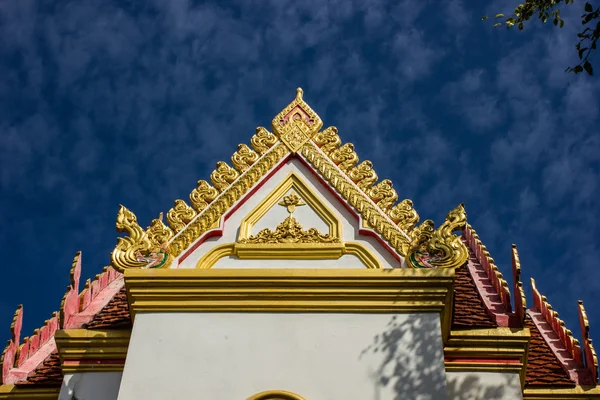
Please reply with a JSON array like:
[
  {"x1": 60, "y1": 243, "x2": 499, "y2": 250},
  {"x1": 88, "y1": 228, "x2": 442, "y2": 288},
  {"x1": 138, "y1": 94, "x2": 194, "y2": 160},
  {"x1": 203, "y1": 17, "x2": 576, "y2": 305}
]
[{"x1": 272, "y1": 88, "x2": 323, "y2": 153}]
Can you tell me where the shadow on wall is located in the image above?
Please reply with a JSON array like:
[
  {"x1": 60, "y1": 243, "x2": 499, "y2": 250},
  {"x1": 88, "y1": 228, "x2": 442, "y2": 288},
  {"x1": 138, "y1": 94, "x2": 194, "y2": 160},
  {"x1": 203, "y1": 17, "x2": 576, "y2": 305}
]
[
  {"x1": 446, "y1": 373, "x2": 514, "y2": 400},
  {"x1": 359, "y1": 314, "x2": 510, "y2": 400}
]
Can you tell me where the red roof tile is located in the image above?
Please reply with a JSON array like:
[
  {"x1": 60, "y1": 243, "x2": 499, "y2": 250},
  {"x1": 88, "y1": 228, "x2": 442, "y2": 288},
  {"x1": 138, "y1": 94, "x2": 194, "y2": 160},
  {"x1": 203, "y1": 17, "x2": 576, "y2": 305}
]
[
  {"x1": 452, "y1": 259, "x2": 497, "y2": 329},
  {"x1": 15, "y1": 352, "x2": 63, "y2": 387},
  {"x1": 524, "y1": 314, "x2": 575, "y2": 387},
  {"x1": 85, "y1": 286, "x2": 132, "y2": 330}
]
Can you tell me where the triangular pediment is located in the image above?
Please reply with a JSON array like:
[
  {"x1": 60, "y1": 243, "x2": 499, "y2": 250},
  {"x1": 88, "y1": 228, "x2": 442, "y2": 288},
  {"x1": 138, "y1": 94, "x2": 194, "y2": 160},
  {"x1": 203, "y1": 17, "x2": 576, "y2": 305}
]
[{"x1": 111, "y1": 89, "x2": 469, "y2": 272}]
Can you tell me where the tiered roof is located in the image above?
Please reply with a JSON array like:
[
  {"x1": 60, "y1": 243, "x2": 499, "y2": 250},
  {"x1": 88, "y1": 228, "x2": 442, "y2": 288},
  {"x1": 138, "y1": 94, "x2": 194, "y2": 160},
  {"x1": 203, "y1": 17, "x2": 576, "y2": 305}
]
[{"x1": 1, "y1": 89, "x2": 599, "y2": 399}]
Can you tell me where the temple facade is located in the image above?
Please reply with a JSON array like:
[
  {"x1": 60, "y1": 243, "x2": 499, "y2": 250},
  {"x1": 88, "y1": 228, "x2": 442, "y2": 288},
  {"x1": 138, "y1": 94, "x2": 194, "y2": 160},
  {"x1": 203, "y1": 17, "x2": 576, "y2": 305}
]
[{"x1": 0, "y1": 89, "x2": 598, "y2": 399}]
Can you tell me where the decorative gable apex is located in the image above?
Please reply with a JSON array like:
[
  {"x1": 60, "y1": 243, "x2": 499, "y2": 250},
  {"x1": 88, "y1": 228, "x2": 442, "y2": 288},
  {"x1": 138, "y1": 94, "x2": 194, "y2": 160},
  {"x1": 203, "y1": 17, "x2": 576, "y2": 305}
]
[{"x1": 110, "y1": 89, "x2": 469, "y2": 272}]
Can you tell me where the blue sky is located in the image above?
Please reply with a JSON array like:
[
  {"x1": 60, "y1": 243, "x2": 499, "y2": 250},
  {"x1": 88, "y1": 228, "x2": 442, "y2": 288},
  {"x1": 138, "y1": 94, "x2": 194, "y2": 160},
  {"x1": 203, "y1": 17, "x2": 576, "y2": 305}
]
[{"x1": 1, "y1": 0, "x2": 599, "y2": 347}]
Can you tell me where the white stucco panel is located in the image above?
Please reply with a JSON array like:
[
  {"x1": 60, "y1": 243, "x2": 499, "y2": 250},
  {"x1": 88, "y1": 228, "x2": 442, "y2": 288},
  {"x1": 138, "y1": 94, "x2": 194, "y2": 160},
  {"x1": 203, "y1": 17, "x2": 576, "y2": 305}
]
[
  {"x1": 446, "y1": 371, "x2": 523, "y2": 400},
  {"x1": 176, "y1": 157, "x2": 402, "y2": 269},
  {"x1": 118, "y1": 312, "x2": 447, "y2": 400},
  {"x1": 59, "y1": 372, "x2": 123, "y2": 400}
]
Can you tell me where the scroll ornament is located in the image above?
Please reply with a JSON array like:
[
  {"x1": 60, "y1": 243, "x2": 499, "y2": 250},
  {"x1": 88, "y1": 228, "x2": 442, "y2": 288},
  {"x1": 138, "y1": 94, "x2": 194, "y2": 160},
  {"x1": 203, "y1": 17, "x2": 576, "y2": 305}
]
[
  {"x1": 232, "y1": 144, "x2": 259, "y2": 172},
  {"x1": 167, "y1": 200, "x2": 197, "y2": 232},
  {"x1": 388, "y1": 199, "x2": 420, "y2": 232},
  {"x1": 111, "y1": 206, "x2": 174, "y2": 272},
  {"x1": 348, "y1": 160, "x2": 379, "y2": 191},
  {"x1": 313, "y1": 126, "x2": 341, "y2": 155},
  {"x1": 211, "y1": 161, "x2": 240, "y2": 192},
  {"x1": 406, "y1": 203, "x2": 469, "y2": 269},
  {"x1": 368, "y1": 179, "x2": 398, "y2": 213},
  {"x1": 189, "y1": 180, "x2": 219, "y2": 212},
  {"x1": 250, "y1": 127, "x2": 278, "y2": 155},
  {"x1": 330, "y1": 143, "x2": 359, "y2": 172}
]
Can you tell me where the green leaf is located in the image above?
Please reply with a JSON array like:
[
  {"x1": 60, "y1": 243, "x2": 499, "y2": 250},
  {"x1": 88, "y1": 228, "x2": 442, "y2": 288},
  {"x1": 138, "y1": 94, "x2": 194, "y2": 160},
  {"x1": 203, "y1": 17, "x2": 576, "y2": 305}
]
[
  {"x1": 482, "y1": 16, "x2": 488, "y2": 21},
  {"x1": 494, "y1": 22, "x2": 502, "y2": 28},
  {"x1": 579, "y1": 47, "x2": 588, "y2": 59},
  {"x1": 495, "y1": 14, "x2": 505, "y2": 18},
  {"x1": 519, "y1": 22, "x2": 524, "y2": 30},
  {"x1": 573, "y1": 65, "x2": 584, "y2": 73},
  {"x1": 560, "y1": 20, "x2": 565, "y2": 28},
  {"x1": 553, "y1": 18, "x2": 558, "y2": 26},
  {"x1": 592, "y1": 41, "x2": 597, "y2": 50},
  {"x1": 585, "y1": 2, "x2": 593, "y2": 12},
  {"x1": 584, "y1": 61, "x2": 594, "y2": 75}
]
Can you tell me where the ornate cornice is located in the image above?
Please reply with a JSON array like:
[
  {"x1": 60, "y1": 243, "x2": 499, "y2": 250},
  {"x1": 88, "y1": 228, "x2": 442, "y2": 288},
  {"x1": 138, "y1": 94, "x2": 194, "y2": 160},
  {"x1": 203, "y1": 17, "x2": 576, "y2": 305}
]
[
  {"x1": 444, "y1": 327, "x2": 530, "y2": 387},
  {"x1": 55, "y1": 329, "x2": 130, "y2": 373}
]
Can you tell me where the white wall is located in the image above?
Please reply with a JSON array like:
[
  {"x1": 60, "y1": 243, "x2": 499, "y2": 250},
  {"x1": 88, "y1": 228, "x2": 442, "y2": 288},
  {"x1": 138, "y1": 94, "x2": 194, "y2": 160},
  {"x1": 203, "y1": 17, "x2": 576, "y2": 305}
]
[
  {"x1": 59, "y1": 372, "x2": 122, "y2": 400},
  {"x1": 446, "y1": 371, "x2": 522, "y2": 400},
  {"x1": 118, "y1": 312, "x2": 447, "y2": 400}
]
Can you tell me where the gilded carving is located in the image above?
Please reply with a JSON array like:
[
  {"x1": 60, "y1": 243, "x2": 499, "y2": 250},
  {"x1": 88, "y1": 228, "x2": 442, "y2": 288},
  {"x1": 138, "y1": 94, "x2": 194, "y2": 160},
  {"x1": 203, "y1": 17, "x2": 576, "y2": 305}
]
[
  {"x1": 250, "y1": 127, "x2": 278, "y2": 155},
  {"x1": 232, "y1": 144, "x2": 259, "y2": 172},
  {"x1": 300, "y1": 142, "x2": 411, "y2": 256},
  {"x1": 239, "y1": 192, "x2": 339, "y2": 244},
  {"x1": 348, "y1": 160, "x2": 378, "y2": 191},
  {"x1": 313, "y1": 126, "x2": 341, "y2": 155},
  {"x1": 167, "y1": 143, "x2": 290, "y2": 257},
  {"x1": 330, "y1": 143, "x2": 359, "y2": 172},
  {"x1": 189, "y1": 180, "x2": 219, "y2": 212},
  {"x1": 368, "y1": 179, "x2": 398, "y2": 213},
  {"x1": 111, "y1": 205, "x2": 173, "y2": 272},
  {"x1": 272, "y1": 88, "x2": 323, "y2": 153},
  {"x1": 146, "y1": 212, "x2": 174, "y2": 246},
  {"x1": 210, "y1": 161, "x2": 240, "y2": 192},
  {"x1": 389, "y1": 199, "x2": 419, "y2": 232},
  {"x1": 166, "y1": 200, "x2": 197, "y2": 233},
  {"x1": 406, "y1": 204, "x2": 469, "y2": 269}
]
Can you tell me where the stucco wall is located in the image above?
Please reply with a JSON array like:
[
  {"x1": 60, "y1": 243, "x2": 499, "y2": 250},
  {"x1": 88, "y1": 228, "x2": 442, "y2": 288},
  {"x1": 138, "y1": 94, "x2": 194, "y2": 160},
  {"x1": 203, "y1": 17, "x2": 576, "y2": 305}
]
[
  {"x1": 118, "y1": 312, "x2": 447, "y2": 400},
  {"x1": 59, "y1": 372, "x2": 122, "y2": 400},
  {"x1": 446, "y1": 371, "x2": 522, "y2": 400}
]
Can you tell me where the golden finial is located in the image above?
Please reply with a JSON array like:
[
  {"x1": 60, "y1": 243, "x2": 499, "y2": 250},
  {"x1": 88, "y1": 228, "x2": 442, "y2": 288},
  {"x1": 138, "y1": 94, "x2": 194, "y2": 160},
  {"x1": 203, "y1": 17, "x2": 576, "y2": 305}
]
[
  {"x1": 278, "y1": 191, "x2": 305, "y2": 215},
  {"x1": 296, "y1": 87, "x2": 303, "y2": 100}
]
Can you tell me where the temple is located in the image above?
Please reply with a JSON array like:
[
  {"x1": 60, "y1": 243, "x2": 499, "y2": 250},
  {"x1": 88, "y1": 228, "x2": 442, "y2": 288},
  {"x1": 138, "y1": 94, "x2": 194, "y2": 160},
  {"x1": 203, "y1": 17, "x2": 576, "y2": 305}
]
[{"x1": 1, "y1": 89, "x2": 598, "y2": 399}]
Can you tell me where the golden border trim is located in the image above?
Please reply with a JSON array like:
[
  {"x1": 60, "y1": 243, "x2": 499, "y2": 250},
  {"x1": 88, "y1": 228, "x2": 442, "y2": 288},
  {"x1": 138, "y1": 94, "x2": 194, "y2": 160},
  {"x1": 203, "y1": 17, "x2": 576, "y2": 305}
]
[
  {"x1": 247, "y1": 390, "x2": 307, "y2": 400},
  {"x1": 195, "y1": 242, "x2": 382, "y2": 269},
  {"x1": 238, "y1": 171, "x2": 341, "y2": 241},
  {"x1": 124, "y1": 268, "x2": 455, "y2": 338},
  {"x1": 523, "y1": 386, "x2": 600, "y2": 399},
  {"x1": 0, "y1": 385, "x2": 60, "y2": 400},
  {"x1": 444, "y1": 328, "x2": 530, "y2": 387},
  {"x1": 55, "y1": 329, "x2": 130, "y2": 374}
]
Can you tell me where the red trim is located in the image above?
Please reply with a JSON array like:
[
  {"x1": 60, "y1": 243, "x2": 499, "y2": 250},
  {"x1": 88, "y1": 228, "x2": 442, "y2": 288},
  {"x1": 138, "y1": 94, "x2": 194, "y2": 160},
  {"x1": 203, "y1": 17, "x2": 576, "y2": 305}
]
[
  {"x1": 444, "y1": 357, "x2": 520, "y2": 364},
  {"x1": 295, "y1": 154, "x2": 403, "y2": 263},
  {"x1": 179, "y1": 154, "x2": 291, "y2": 263},
  {"x1": 178, "y1": 153, "x2": 403, "y2": 265}
]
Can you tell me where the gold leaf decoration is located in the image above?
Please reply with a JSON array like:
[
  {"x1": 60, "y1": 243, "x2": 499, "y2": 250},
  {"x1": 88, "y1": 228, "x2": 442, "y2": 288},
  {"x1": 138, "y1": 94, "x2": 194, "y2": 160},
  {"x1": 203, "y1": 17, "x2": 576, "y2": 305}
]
[
  {"x1": 330, "y1": 143, "x2": 359, "y2": 172},
  {"x1": 168, "y1": 143, "x2": 290, "y2": 257},
  {"x1": 239, "y1": 216, "x2": 339, "y2": 244},
  {"x1": 146, "y1": 212, "x2": 174, "y2": 246},
  {"x1": 406, "y1": 204, "x2": 469, "y2": 269},
  {"x1": 313, "y1": 126, "x2": 341, "y2": 155},
  {"x1": 348, "y1": 160, "x2": 379, "y2": 191},
  {"x1": 210, "y1": 161, "x2": 240, "y2": 192},
  {"x1": 368, "y1": 179, "x2": 398, "y2": 213},
  {"x1": 250, "y1": 127, "x2": 278, "y2": 155},
  {"x1": 300, "y1": 142, "x2": 411, "y2": 256},
  {"x1": 189, "y1": 180, "x2": 219, "y2": 212},
  {"x1": 272, "y1": 88, "x2": 323, "y2": 153},
  {"x1": 167, "y1": 200, "x2": 197, "y2": 232},
  {"x1": 111, "y1": 205, "x2": 173, "y2": 271},
  {"x1": 388, "y1": 199, "x2": 419, "y2": 232},
  {"x1": 231, "y1": 144, "x2": 259, "y2": 172}
]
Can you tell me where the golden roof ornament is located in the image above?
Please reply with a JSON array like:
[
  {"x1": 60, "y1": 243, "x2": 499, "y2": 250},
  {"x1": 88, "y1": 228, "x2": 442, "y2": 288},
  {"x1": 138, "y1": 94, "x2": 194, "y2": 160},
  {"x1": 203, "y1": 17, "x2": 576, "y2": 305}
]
[
  {"x1": 110, "y1": 88, "x2": 470, "y2": 271},
  {"x1": 272, "y1": 88, "x2": 323, "y2": 153},
  {"x1": 239, "y1": 192, "x2": 339, "y2": 245}
]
